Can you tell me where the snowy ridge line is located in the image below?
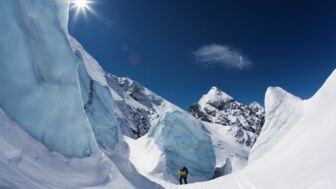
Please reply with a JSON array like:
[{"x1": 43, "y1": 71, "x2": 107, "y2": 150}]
[
  {"x1": 248, "y1": 86, "x2": 305, "y2": 163},
  {"x1": 180, "y1": 69, "x2": 336, "y2": 189}
]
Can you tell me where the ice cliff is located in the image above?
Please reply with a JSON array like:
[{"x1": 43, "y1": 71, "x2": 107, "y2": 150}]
[
  {"x1": 147, "y1": 110, "x2": 216, "y2": 179},
  {"x1": 0, "y1": 0, "x2": 98, "y2": 157}
]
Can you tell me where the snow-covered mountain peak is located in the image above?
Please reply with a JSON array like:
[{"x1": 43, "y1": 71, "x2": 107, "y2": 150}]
[
  {"x1": 249, "y1": 101, "x2": 265, "y2": 117},
  {"x1": 199, "y1": 86, "x2": 234, "y2": 107},
  {"x1": 249, "y1": 101, "x2": 262, "y2": 109},
  {"x1": 189, "y1": 87, "x2": 265, "y2": 147},
  {"x1": 105, "y1": 74, "x2": 176, "y2": 138},
  {"x1": 107, "y1": 74, "x2": 164, "y2": 107},
  {"x1": 208, "y1": 86, "x2": 232, "y2": 98}
]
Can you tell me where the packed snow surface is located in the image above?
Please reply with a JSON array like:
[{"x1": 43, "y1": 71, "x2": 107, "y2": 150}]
[{"x1": 201, "y1": 122, "x2": 249, "y2": 171}]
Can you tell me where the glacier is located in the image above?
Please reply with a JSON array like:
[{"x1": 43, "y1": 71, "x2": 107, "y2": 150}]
[
  {"x1": 70, "y1": 37, "x2": 164, "y2": 189},
  {"x1": 127, "y1": 109, "x2": 216, "y2": 184},
  {"x1": 148, "y1": 110, "x2": 216, "y2": 179},
  {"x1": 70, "y1": 37, "x2": 120, "y2": 152},
  {"x1": 1, "y1": 0, "x2": 335, "y2": 188},
  {"x1": 0, "y1": 0, "x2": 98, "y2": 157},
  {"x1": 0, "y1": 0, "x2": 136, "y2": 188},
  {"x1": 0, "y1": 0, "x2": 214, "y2": 188}
]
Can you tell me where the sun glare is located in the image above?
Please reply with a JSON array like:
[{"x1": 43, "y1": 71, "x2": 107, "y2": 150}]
[
  {"x1": 71, "y1": 0, "x2": 92, "y2": 13},
  {"x1": 76, "y1": 0, "x2": 88, "y2": 8},
  {"x1": 70, "y1": 0, "x2": 108, "y2": 28}
]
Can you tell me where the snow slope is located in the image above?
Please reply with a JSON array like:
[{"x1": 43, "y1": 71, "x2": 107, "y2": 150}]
[
  {"x1": 0, "y1": 108, "x2": 133, "y2": 189},
  {"x1": 181, "y1": 69, "x2": 336, "y2": 189},
  {"x1": 249, "y1": 86, "x2": 304, "y2": 163},
  {"x1": 126, "y1": 111, "x2": 250, "y2": 187},
  {"x1": 201, "y1": 122, "x2": 249, "y2": 172}
]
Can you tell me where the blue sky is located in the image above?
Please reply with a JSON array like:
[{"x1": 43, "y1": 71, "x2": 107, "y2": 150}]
[{"x1": 69, "y1": 0, "x2": 336, "y2": 108}]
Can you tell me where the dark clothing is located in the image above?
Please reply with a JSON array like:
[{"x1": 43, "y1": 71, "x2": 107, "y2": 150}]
[
  {"x1": 179, "y1": 167, "x2": 188, "y2": 185},
  {"x1": 179, "y1": 176, "x2": 187, "y2": 184}
]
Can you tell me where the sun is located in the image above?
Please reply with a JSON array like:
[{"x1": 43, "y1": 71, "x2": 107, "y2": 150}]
[{"x1": 71, "y1": 0, "x2": 92, "y2": 13}]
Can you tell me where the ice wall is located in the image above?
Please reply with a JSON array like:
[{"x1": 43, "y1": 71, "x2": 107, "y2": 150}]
[
  {"x1": 148, "y1": 110, "x2": 216, "y2": 179},
  {"x1": 0, "y1": 0, "x2": 98, "y2": 157},
  {"x1": 70, "y1": 37, "x2": 120, "y2": 151}
]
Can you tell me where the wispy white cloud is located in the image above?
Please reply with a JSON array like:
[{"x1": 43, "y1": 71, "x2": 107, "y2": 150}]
[{"x1": 193, "y1": 44, "x2": 252, "y2": 70}]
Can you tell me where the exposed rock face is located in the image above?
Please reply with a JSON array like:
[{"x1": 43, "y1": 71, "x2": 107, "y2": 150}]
[
  {"x1": 105, "y1": 75, "x2": 265, "y2": 147},
  {"x1": 188, "y1": 87, "x2": 265, "y2": 147},
  {"x1": 105, "y1": 74, "x2": 170, "y2": 138}
]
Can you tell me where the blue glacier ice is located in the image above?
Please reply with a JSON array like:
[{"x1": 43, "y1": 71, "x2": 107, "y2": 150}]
[
  {"x1": 0, "y1": 0, "x2": 99, "y2": 157},
  {"x1": 70, "y1": 38, "x2": 163, "y2": 189},
  {"x1": 0, "y1": 0, "x2": 159, "y2": 188},
  {"x1": 148, "y1": 110, "x2": 216, "y2": 179},
  {"x1": 70, "y1": 37, "x2": 120, "y2": 151}
]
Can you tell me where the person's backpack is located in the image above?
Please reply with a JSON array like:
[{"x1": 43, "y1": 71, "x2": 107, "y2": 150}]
[
  {"x1": 184, "y1": 167, "x2": 188, "y2": 175},
  {"x1": 179, "y1": 169, "x2": 186, "y2": 177}
]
